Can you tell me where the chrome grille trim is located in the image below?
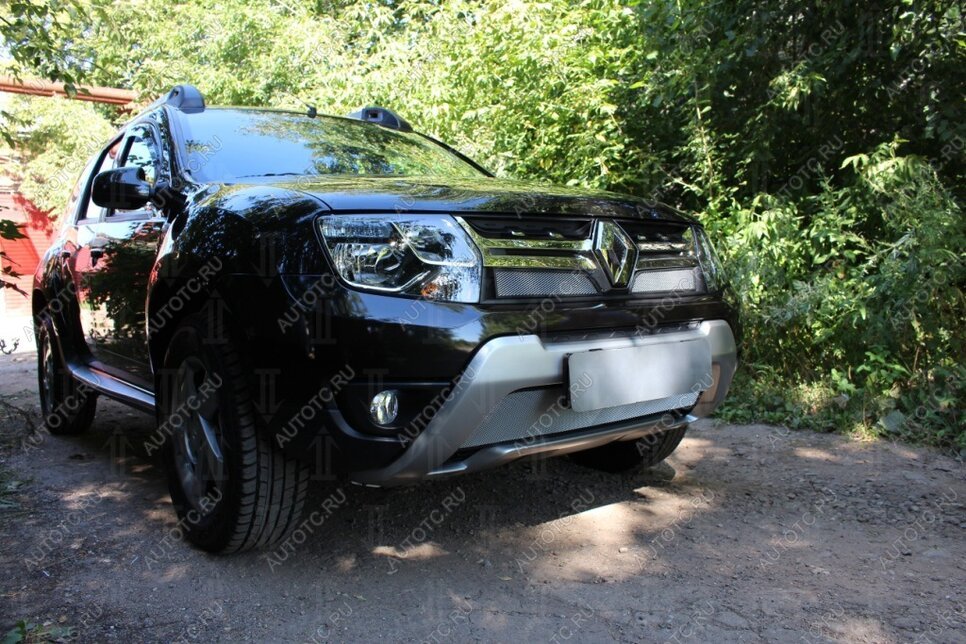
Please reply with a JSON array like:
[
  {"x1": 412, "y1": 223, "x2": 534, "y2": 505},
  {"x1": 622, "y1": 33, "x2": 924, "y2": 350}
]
[
  {"x1": 484, "y1": 254, "x2": 597, "y2": 271},
  {"x1": 637, "y1": 241, "x2": 691, "y2": 253},
  {"x1": 456, "y1": 216, "x2": 597, "y2": 271},
  {"x1": 456, "y1": 216, "x2": 706, "y2": 296},
  {"x1": 635, "y1": 257, "x2": 700, "y2": 271}
]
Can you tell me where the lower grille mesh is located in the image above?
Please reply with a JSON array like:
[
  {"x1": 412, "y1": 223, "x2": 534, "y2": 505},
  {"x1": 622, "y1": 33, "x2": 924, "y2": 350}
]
[{"x1": 460, "y1": 387, "x2": 699, "y2": 449}]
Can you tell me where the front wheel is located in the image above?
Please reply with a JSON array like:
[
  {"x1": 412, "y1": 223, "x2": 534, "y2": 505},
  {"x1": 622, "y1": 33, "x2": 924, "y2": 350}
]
[
  {"x1": 160, "y1": 313, "x2": 309, "y2": 553},
  {"x1": 570, "y1": 425, "x2": 688, "y2": 473}
]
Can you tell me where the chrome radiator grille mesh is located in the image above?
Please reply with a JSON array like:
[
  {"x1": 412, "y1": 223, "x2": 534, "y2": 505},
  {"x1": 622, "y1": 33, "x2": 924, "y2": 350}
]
[
  {"x1": 460, "y1": 387, "x2": 700, "y2": 449},
  {"x1": 631, "y1": 268, "x2": 703, "y2": 294},
  {"x1": 493, "y1": 269, "x2": 598, "y2": 298}
]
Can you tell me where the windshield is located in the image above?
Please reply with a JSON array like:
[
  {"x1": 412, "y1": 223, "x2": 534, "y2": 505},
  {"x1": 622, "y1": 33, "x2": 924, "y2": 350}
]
[{"x1": 176, "y1": 109, "x2": 484, "y2": 183}]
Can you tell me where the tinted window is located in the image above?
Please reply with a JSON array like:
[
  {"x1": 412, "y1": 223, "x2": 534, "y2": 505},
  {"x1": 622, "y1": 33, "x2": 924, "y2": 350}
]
[
  {"x1": 121, "y1": 125, "x2": 161, "y2": 186},
  {"x1": 178, "y1": 109, "x2": 483, "y2": 183},
  {"x1": 83, "y1": 140, "x2": 121, "y2": 221},
  {"x1": 65, "y1": 157, "x2": 95, "y2": 224}
]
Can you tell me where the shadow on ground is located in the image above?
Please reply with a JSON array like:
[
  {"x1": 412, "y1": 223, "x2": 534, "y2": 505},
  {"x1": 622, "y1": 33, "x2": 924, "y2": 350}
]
[{"x1": 1, "y1": 353, "x2": 964, "y2": 642}]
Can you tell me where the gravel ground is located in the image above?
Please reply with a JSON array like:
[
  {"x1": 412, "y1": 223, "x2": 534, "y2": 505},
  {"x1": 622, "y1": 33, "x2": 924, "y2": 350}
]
[{"x1": 0, "y1": 352, "x2": 964, "y2": 643}]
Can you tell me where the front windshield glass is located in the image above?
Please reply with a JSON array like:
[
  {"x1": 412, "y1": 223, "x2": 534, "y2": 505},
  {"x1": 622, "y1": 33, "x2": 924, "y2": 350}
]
[{"x1": 177, "y1": 109, "x2": 484, "y2": 182}]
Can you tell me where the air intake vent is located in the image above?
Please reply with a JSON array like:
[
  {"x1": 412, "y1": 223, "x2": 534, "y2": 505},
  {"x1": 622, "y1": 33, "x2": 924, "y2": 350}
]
[
  {"x1": 620, "y1": 220, "x2": 700, "y2": 271},
  {"x1": 462, "y1": 217, "x2": 593, "y2": 241},
  {"x1": 631, "y1": 268, "x2": 703, "y2": 294},
  {"x1": 493, "y1": 269, "x2": 598, "y2": 298}
]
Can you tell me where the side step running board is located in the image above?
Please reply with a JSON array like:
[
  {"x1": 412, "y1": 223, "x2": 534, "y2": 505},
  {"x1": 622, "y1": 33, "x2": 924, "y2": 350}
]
[{"x1": 68, "y1": 361, "x2": 156, "y2": 414}]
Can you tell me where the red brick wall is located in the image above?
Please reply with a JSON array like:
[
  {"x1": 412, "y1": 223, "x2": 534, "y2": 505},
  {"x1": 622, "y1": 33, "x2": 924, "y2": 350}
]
[{"x1": 1, "y1": 190, "x2": 55, "y2": 317}]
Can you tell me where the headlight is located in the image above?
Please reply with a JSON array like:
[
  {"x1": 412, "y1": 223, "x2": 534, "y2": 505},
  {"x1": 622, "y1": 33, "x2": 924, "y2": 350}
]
[
  {"x1": 318, "y1": 214, "x2": 482, "y2": 303},
  {"x1": 693, "y1": 226, "x2": 726, "y2": 292}
]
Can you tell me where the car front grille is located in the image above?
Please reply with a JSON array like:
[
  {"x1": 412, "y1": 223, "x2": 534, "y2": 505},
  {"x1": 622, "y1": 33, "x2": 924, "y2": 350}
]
[
  {"x1": 459, "y1": 386, "x2": 699, "y2": 449},
  {"x1": 456, "y1": 215, "x2": 706, "y2": 300}
]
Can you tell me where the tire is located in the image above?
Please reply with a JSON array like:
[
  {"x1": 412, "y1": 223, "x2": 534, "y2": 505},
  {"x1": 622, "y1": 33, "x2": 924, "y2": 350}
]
[
  {"x1": 36, "y1": 315, "x2": 97, "y2": 435},
  {"x1": 160, "y1": 312, "x2": 309, "y2": 553},
  {"x1": 570, "y1": 425, "x2": 688, "y2": 473}
]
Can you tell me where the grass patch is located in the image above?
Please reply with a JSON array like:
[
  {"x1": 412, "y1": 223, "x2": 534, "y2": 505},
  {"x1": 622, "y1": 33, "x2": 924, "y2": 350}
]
[
  {"x1": 717, "y1": 364, "x2": 966, "y2": 454},
  {"x1": 0, "y1": 463, "x2": 28, "y2": 513},
  {"x1": 0, "y1": 396, "x2": 38, "y2": 452},
  {"x1": 0, "y1": 395, "x2": 38, "y2": 517},
  {"x1": 2, "y1": 620, "x2": 74, "y2": 643}
]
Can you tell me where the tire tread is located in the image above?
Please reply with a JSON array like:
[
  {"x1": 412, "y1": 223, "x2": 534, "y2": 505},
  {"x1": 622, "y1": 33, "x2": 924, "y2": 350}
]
[{"x1": 164, "y1": 314, "x2": 309, "y2": 553}]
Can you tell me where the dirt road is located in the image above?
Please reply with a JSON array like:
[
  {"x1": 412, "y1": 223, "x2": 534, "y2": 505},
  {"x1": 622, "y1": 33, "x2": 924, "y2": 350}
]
[{"x1": 0, "y1": 352, "x2": 964, "y2": 643}]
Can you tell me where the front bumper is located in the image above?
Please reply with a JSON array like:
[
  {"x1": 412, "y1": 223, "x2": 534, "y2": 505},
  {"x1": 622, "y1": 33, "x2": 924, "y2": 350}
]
[
  {"x1": 218, "y1": 274, "x2": 739, "y2": 475},
  {"x1": 351, "y1": 320, "x2": 737, "y2": 486}
]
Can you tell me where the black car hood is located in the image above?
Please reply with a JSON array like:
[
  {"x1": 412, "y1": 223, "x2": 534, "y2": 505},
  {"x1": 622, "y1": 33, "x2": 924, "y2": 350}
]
[{"x1": 257, "y1": 175, "x2": 692, "y2": 223}]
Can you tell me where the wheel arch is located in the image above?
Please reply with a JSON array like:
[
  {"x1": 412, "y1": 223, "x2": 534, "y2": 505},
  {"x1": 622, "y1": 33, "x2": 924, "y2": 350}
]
[
  {"x1": 32, "y1": 288, "x2": 47, "y2": 323},
  {"x1": 146, "y1": 273, "x2": 243, "y2": 387}
]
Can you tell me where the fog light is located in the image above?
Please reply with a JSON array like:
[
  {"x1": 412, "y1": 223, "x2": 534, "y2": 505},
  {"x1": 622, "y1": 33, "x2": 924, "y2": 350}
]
[{"x1": 369, "y1": 390, "x2": 399, "y2": 426}]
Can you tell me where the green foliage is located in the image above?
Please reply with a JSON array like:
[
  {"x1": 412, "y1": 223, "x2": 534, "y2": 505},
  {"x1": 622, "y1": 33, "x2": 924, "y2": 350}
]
[
  {"x1": 0, "y1": 220, "x2": 25, "y2": 241},
  {"x1": 2, "y1": 0, "x2": 963, "y2": 447},
  {"x1": 711, "y1": 140, "x2": 964, "y2": 448},
  {"x1": 0, "y1": 220, "x2": 27, "y2": 293},
  {"x1": 0, "y1": 0, "x2": 93, "y2": 91},
  {"x1": 5, "y1": 96, "x2": 115, "y2": 215},
  {"x1": 2, "y1": 619, "x2": 73, "y2": 644}
]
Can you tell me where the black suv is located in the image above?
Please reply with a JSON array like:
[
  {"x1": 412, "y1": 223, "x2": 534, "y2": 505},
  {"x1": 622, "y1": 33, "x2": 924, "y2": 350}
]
[{"x1": 33, "y1": 85, "x2": 739, "y2": 553}]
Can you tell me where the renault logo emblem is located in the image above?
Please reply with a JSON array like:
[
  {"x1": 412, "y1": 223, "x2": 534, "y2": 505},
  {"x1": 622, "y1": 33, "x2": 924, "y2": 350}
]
[{"x1": 592, "y1": 220, "x2": 636, "y2": 288}]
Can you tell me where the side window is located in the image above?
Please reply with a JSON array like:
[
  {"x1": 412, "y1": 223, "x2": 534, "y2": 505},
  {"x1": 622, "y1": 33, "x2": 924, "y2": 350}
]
[
  {"x1": 64, "y1": 157, "x2": 95, "y2": 225},
  {"x1": 110, "y1": 124, "x2": 162, "y2": 217},
  {"x1": 81, "y1": 140, "x2": 121, "y2": 223},
  {"x1": 122, "y1": 125, "x2": 161, "y2": 181}
]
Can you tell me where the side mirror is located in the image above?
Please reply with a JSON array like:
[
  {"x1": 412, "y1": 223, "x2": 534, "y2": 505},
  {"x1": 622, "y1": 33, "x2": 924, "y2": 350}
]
[{"x1": 91, "y1": 167, "x2": 154, "y2": 210}]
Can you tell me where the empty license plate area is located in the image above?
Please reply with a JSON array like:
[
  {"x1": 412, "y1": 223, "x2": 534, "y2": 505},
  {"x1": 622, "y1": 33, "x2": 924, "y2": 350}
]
[{"x1": 568, "y1": 338, "x2": 712, "y2": 413}]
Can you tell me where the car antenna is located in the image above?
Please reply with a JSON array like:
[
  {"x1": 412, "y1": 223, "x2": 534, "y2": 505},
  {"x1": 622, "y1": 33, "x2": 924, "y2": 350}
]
[
  {"x1": 299, "y1": 98, "x2": 317, "y2": 118},
  {"x1": 281, "y1": 91, "x2": 317, "y2": 118}
]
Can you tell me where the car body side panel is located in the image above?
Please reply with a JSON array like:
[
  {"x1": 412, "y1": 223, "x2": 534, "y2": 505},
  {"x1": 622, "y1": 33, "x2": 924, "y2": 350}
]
[{"x1": 144, "y1": 184, "x2": 328, "y2": 376}]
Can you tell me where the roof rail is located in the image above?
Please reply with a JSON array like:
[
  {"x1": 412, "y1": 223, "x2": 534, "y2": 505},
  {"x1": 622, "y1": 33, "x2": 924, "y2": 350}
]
[
  {"x1": 347, "y1": 106, "x2": 412, "y2": 132},
  {"x1": 149, "y1": 84, "x2": 205, "y2": 113}
]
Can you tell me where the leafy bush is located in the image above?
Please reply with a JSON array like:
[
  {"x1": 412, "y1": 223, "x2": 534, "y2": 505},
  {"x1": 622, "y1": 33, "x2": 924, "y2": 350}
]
[{"x1": 710, "y1": 140, "x2": 964, "y2": 448}]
